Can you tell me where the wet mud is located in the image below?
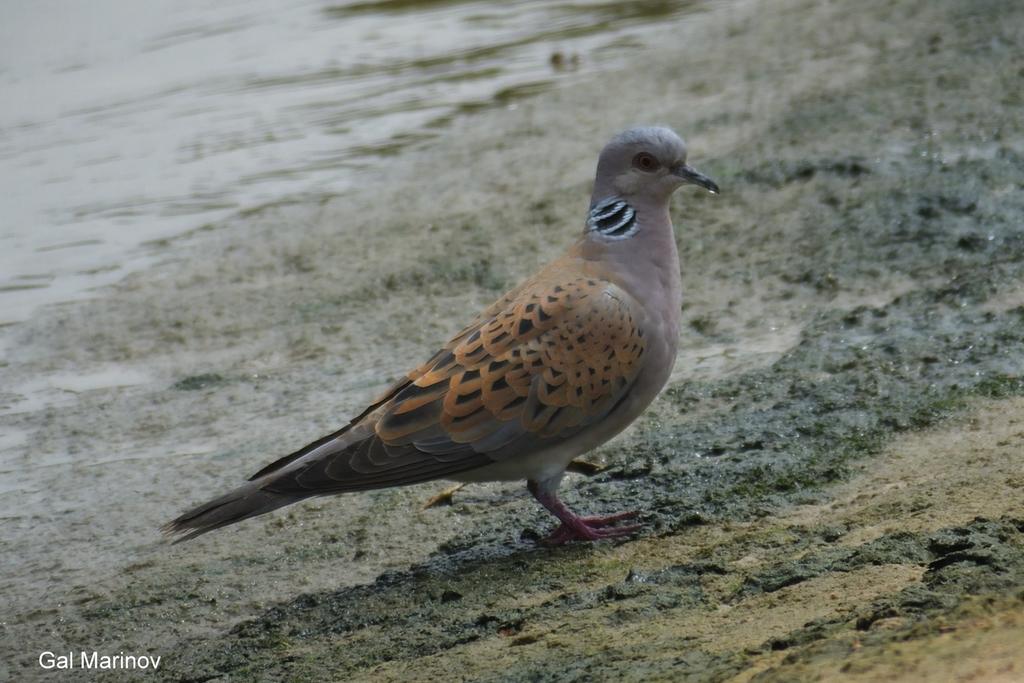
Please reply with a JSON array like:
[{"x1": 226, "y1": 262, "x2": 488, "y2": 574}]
[{"x1": 2, "y1": 0, "x2": 1023, "y2": 680}]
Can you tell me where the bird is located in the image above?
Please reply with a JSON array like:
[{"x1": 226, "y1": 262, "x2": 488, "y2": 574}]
[{"x1": 164, "y1": 126, "x2": 718, "y2": 545}]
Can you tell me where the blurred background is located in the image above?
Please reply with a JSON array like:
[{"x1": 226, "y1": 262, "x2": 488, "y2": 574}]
[
  {"x1": 2, "y1": 0, "x2": 1023, "y2": 680},
  {"x1": 0, "y1": 0, "x2": 700, "y2": 323}
]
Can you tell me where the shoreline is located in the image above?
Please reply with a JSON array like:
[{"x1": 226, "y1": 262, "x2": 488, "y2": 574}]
[{"x1": 2, "y1": 0, "x2": 1023, "y2": 680}]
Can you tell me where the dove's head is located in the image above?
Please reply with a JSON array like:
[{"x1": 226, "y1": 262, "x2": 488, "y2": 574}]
[{"x1": 590, "y1": 126, "x2": 718, "y2": 209}]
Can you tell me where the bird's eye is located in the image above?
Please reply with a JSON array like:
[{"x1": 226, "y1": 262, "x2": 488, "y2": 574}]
[{"x1": 632, "y1": 152, "x2": 659, "y2": 172}]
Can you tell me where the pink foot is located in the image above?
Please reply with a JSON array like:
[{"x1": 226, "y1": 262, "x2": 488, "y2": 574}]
[
  {"x1": 540, "y1": 510, "x2": 642, "y2": 546},
  {"x1": 527, "y1": 478, "x2": 643, "y2": 545}
]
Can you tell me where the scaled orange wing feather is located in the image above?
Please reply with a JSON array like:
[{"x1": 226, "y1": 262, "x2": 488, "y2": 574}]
[
  {"x1": 376, "y1": 262, "x2": 647, "y2": 453},
  {"x1": 262, "y1": 256, "x2": 649, "y2": 494}
]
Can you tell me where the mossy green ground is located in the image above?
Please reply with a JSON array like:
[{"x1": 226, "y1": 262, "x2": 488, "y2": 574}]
[{"x1": 2, "y1": 0, "x2": 1023, "y2": 680}]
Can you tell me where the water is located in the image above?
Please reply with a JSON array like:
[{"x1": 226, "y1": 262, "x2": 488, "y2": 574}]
[{"x1": 0, "y1": 0, "x2": 699, "y2": 325}]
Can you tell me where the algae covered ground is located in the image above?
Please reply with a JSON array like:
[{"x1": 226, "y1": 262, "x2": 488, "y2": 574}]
[{"x1": 2, "y1": 0, "x2": 1023, "y2": 680}]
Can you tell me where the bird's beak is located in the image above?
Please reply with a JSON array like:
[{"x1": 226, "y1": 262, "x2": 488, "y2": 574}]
[{"x1": 673, "y1": 164, "x2": 719, "y2": 194}]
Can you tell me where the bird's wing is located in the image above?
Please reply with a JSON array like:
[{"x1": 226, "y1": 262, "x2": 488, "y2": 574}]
[{"x1": 259, "y1": 268, "x2": 649, "y2": 495}]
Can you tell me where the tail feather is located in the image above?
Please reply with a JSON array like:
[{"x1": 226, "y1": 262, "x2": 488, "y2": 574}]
[{"x1": 162, "y1": 484, "x2": 298, "y2": 543}]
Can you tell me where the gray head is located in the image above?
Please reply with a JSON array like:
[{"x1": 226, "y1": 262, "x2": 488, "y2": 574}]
[{"x1": 590, "y1": 126, "x2": 718, "y2": 209}]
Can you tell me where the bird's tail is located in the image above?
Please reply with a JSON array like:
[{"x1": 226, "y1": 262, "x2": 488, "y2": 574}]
[{"x1": 162, "y1": 483, "x2": 299, "y2": 543}]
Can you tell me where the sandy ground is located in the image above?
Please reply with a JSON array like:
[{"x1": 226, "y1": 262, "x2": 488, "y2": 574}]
[{"x1": 2, "y1": 0, "x2": 1023, "y2": 680}]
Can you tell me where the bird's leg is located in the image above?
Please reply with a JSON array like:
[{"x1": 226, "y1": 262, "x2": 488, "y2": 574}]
[
  {"x1": 424, "y1": 459, "x2": 602, "y2": 510},
  {"x1": 527, "y1": 478, "x2": 641, "y2": 545}
]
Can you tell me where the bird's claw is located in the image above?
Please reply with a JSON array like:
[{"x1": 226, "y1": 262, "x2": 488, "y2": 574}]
[{"x1": 538, "y1": 510, "x2": 641, "y2": 546}]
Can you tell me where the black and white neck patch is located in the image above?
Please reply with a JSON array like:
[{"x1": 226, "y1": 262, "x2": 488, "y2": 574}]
[{"x1": 587, "y1": 198, "x2": 638, "y2": 239}]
